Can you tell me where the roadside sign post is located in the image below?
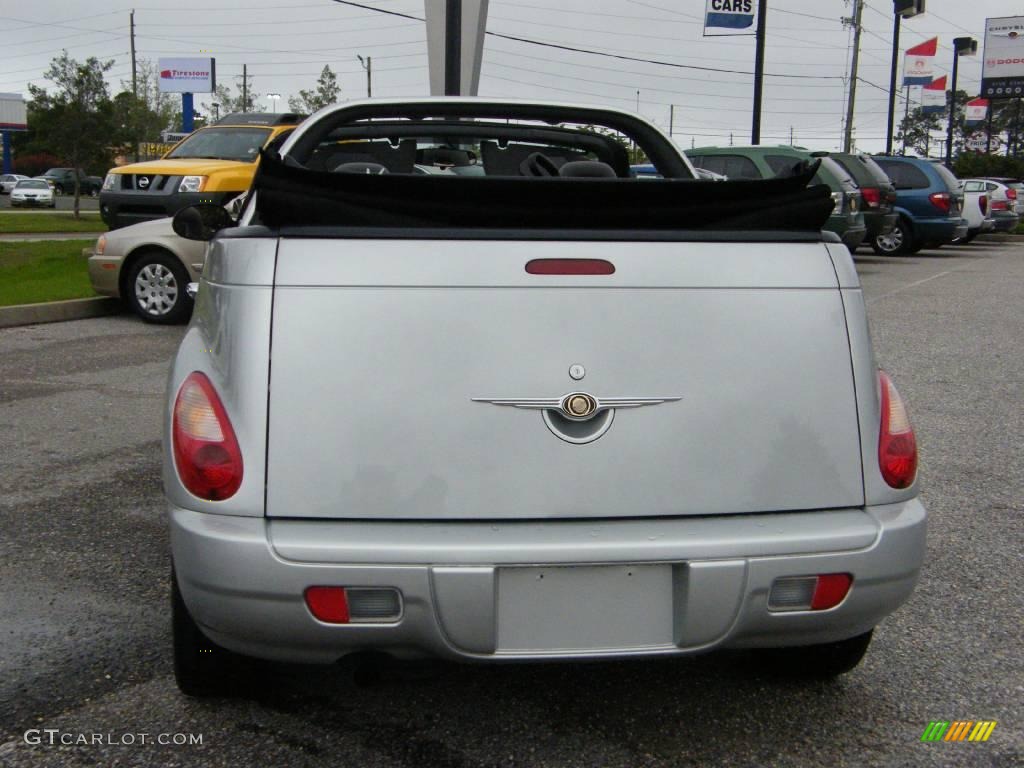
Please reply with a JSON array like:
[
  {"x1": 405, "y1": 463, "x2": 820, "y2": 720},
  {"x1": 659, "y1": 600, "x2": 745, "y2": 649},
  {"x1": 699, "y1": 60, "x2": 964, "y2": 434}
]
[
  {"x1": 158, "y1": 58, "x2": 215, "y2": 133},
  {"x1": 0, "y1": 93, "x2": 28, "y2": 174}
]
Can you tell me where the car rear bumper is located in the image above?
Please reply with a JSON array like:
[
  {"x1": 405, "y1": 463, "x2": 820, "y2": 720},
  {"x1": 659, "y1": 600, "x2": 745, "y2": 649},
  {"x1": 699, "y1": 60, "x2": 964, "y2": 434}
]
[
  {"x1": 991, "y1": 212, "x2": 1020, "y2": 232},
  {"x1": 913, "y1": 217, "x2": 965, "y2": 245},
  {"x1": 864, "y1": 211, "x2": 897, "y2": 240},
  {"x1": 171, "y1": 499, "x2": 926, "y2": 663}
]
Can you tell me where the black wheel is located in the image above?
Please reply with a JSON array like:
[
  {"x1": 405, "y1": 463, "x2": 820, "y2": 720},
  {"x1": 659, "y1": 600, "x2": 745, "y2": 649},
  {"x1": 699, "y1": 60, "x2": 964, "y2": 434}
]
[
  {"x1": 125, "y1": 250, "x2": 193, "y2": 324},
  {"x1": 760, "y1": 630, "x2": 873, "y2": 678},
  {"x1": 54, "y1": 184, "x2": 64, "y2": 196},
  {"x1": 88, "y1": 187, "x2": 98, "y2": 197},
  {"x1": 172, "y1": 569, "x2": 240, "y2": 697},
  {"x1": 872, "y1": 218, "x2": 912, "y2": 255}
]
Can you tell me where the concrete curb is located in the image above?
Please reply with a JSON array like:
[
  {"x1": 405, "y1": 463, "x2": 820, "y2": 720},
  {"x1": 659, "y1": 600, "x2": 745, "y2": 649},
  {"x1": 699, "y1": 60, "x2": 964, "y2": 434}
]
[{"x1": 0, "y1": 296, "x2": 121, "y2": 329}]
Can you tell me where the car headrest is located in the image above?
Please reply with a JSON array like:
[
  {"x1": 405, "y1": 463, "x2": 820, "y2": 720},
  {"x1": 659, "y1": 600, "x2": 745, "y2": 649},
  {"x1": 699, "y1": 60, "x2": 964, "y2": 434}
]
[
  {"x1": 332, "y1": 161, "x2": 389, "y2": 174},
  {"x1": 559, "y1": 160, "x2": 617, "y2": 178}
]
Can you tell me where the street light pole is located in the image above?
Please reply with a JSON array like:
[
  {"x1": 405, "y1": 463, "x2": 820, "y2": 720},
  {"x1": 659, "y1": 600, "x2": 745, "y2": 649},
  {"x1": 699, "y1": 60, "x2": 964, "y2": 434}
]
[
  {"x1": 267, "y1": 93, "x2": 280, "y2": 113},
  {"x1": 947, "y1": 36, "x2": 978, "y2": 166},
  {"x1": 751, "y1": 0, "x2": 767, "y2": 145},
  {"x1": 357, "y1": 55, "x2": 372, "y2": 98},
  {"x1": 887, "y1": 0, "x2": 926, "y2": 155}
]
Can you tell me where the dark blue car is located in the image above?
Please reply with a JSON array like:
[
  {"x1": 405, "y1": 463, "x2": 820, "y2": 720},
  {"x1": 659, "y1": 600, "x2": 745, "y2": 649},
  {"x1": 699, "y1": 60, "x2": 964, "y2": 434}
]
[{"x1": 870, "y1": 156, "x2": 967, "y2": 255}]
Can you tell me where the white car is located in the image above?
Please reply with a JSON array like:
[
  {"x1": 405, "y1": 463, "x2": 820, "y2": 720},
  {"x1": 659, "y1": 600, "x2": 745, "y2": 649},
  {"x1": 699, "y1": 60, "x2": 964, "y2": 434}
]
[
  {"x1": 9, "y1": 178, "x2": 56, "y2": 208},
  {"x1": 0, "y1": 173, "x2": 30, "y2": 194}
]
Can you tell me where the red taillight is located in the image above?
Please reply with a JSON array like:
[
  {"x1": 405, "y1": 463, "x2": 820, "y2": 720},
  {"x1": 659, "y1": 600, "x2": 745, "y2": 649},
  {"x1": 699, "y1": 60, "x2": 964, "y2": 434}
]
[
  {"x1": 305, "y1": 587, "x2": 350, "y2": 623},
  {"x1": 979, "y1": 195, "x2": 988, "y2": 215},
  {"x1": 861, "y1": 187, "x2": 881, "y2": 208},
  {"x1": 878, "y1": 370, "x2": 917, "y2": 489},
  {"x1": 928, "y1": 192, "x2": 951, "y2": 213},
  {"x1": 810, "y1": 574, "x2": 853, "y2": 610},
  {"x1": 172, "y1": 372, "x2": 243, "y2": 500},
  {"x1": 526, "y1": 259, "x2": 615, "y2": 275},
  {"x1": 991, "y1": 199, "x2": 1009, "y2": 211},
  {"x1": 1006, "y1": 188, "x2": 1017, "y2": 200}
]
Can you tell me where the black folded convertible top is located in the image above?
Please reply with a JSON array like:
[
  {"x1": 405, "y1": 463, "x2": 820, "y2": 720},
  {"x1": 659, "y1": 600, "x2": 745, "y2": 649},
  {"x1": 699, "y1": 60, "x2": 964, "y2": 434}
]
[{"x1": 253, "y1": 149, "x2": 834, "y2": 232}]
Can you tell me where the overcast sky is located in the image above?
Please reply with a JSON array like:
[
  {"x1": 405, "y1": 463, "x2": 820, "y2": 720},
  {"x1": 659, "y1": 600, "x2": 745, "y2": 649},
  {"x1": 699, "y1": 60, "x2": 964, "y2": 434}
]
[{"x1": 0, "y1": 0, "x2": 1000, "y2": 153}]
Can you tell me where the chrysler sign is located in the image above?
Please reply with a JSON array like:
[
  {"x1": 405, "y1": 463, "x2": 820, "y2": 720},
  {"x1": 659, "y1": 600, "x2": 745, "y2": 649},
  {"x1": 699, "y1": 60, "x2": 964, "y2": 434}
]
[{"x1": 158, "y1": 58, "x2": 216, "y2": 94}]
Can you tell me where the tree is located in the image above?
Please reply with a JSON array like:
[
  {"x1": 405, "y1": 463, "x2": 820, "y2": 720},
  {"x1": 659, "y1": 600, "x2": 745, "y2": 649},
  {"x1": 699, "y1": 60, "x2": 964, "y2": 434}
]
[
  {"x1": 117, "y1": 58, "x2": 179, "y2": 151},
  {"x1": 895, "y1": 89, "x2": 971, "y2": 158},
  {"x1": 26, "y1": 50, "x2": 116, "y2": 217},
  {"x1": 288, "y1": 66, "x2": 341, "y2": 113},
  {"x1": 204, "y1": 71, "x2": 258, "y2": 116}
]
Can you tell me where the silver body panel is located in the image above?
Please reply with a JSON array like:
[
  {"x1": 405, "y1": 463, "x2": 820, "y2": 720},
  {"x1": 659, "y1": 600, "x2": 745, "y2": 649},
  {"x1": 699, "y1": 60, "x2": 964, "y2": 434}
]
[
  {"x1": 266, "y1": 240, "x2": 864, "y2": 521},
  {"x1": 164, "y1": 97, "x2": 926, "y2": 664}
]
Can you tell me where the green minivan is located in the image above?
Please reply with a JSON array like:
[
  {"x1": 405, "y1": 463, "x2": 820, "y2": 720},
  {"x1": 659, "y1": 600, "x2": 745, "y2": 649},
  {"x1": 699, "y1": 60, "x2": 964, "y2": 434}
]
[{"x1": 686, "y1": 145, "x2": 867, "y2": 252}]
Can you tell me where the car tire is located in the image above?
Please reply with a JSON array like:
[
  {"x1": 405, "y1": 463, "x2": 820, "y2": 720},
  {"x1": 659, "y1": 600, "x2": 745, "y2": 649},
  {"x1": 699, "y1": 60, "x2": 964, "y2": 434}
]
[
  {"x1": 871, "y1": 218, "x2": 912, "y2": 255},
  {"x1": 125, "y1": 250, "x2": 193, "y2": 325},
  {"x1": 172, "y1": 568, "x2": 247, "y2": 697},
  {"x1": 760, "y1": 630, "x2": 873, "y2": 679},
  {"x1": 54, "y1": 185, "x2": 64, "y2": 196}
]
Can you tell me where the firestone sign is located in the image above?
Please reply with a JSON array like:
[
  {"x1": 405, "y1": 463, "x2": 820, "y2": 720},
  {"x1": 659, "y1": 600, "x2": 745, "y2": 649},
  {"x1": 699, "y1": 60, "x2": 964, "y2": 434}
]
[{"x1": 157, "y1": 58, "x2": 216, "y2": 94}]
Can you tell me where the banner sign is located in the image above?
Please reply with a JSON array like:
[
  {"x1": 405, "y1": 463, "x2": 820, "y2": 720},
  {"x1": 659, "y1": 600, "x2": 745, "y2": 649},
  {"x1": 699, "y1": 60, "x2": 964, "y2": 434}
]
[
  {"x1": 903, "y1": 38, "x2": 938, "y2": 86},
  {"x1": 704, "y1": 0, "x2": 755, "y2": 36},
  {"x1": 981, "y1": 16, "x2": 1024, "y2": 98},
  {"x1": 965, "y1": 98, "x2": 989, "y2": 127},
  {"x1": 158, "y1": 58, "x2": 216, "y2": 94},
  {"x1": 921, "y1": 76, "x2": 947, "y2": 114}
]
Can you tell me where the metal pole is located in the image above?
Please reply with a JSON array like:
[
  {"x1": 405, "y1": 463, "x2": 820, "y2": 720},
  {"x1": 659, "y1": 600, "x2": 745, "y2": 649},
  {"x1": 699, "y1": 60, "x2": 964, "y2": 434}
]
[
  {"x1": 669, "y1": 104, "x2": 674, "y2": 137},
  {"x1": 946, "y1": 52, "x2": 959, "y2": 165},
  {"x1": 444, "y1": 0, "x2": 462, "y2": 95},
  {"x1": 986, "y1": 104, "x2": 993, "y2": 154},
  {"x1": 843, "y1": 0, "x2": 864, "y2": 152},
  {"x1": 242, "y1": 64, "x2": 248, "y2": 112},
  {"x1": 367, "y1": 56, "x2": 372, "y2": 98},
  {"x1": 2, "y1": 131, "x2": 12, "y2": 175},
  {"x1": 886, "y1": 12, "x2": 901, "y2": 154},
  {"x1": 130, "y1": 10, "x2": 138, "y2": 162},
  {"x1": 751, "y1": 0, "x2": 767, "y2": 145},
  {"x1": 902, "y1": 85, "x2": 910, "y2": 154}
]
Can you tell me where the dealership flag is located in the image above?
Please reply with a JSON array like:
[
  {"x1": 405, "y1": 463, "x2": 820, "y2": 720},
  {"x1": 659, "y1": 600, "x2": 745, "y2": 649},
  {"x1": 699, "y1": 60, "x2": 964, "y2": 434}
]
[
  {"x1": 921, "y1": 76, "x2": 948, "y2": 114},
  {"x1": 904, "y1": 38, "x2": 938, "y2": 86},
  {"x1": 704, "y1": 0, "x2": 755, "y2": 36},
  {"x1": 965, "y1": 98, "x2": 989, "y2": 126}
]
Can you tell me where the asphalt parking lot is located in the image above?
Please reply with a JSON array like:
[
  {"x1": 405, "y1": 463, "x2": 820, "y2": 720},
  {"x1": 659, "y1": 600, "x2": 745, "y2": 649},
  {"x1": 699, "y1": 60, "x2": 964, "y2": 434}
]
[
  {"x1": 0, "y1": 194, "x2": 100, "y2": 212},
  {"x1": 0, "y1": 241, "x2": 1021, "y2": 767}
]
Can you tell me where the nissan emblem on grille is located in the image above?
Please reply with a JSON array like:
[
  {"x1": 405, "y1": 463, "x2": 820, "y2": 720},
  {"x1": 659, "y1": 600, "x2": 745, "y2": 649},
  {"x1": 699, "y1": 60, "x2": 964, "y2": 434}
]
[{"x1": 138, "y1": 176, "x2": 150, "y2": 189}]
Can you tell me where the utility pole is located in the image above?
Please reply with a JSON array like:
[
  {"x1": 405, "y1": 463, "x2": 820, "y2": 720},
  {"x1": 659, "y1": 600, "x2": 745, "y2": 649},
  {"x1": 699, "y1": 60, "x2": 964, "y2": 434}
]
[
  {"x1": 843, "y1": 0, "x2": 864, "y2": 153},
  {"x1": 669, "y1": 104, "x2": 674, "y2": 137},
  {"x1": 358, "y1": 55, "x2": 372, "y2": 98},
  {"x1": 789, "y1": 125, "x2": 794, "y2": 145},
  {"x1": 242, "y1": 64, "x2": 248, "y2": 112},
  {"x1": 902, "y1": 85, "x2": 910, "y2": 154},
  {"x1": 130, "y1": 10, "x2": 138, "y2": 162},
  {"x1": 751, "y1": 0, "x2": 767, "y2": 144}
]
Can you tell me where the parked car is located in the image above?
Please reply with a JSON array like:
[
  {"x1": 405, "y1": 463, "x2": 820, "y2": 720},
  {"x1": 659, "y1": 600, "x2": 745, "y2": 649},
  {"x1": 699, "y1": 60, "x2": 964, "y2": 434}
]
[
  {"x1": 968, "y1": 178, "x2": 1020, "y2": 232},
  {"x1": 163, "y1": 98, "x2": 925, "y2": 697},
  {"x1": 9, "y1": 178, "x2": 56, "y2": 208},
  {"x1": 824, "y1": 153, "x2": 897, "y2": 247},
  {"x1": 38, "y1": 167, "x2": 103, "y2": 196},
  {"x1": 0, "y1": 173, "x2": 30, "y2": 194},
  {"x1": 88, "y1": 218, "x2": 204, "y2": 324},
  {"x1": 978, "y1": 176, "x2": 1023, "y2": 212},
  {"x1": 871, "y1": 156, "x2": 967, "y2": 255},
  {"x1": 631, "y1": 163, "x2": 726, "y2": 180},
  {"x1": 958, "y1": 180, "x2": 995, "y2": 242},
  {"x1": 100, "y1": 113, "x2": 302, "y2": 230},
  {"x1": 686, "y1": 145, "x2": 867, "y2": 251}
]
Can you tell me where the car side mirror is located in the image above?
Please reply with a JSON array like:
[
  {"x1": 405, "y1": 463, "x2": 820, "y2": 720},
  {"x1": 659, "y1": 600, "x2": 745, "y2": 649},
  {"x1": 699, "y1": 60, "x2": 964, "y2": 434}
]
[{"x1": 172, "y1": 204, "x2": 236, "y2": 241}]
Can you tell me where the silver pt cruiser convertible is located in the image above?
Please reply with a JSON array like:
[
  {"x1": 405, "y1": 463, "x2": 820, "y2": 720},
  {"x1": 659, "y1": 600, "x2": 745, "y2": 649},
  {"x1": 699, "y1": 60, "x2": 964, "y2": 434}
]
[{"x1": 165, "y1": 98, "x2": 925, "y2": 696}]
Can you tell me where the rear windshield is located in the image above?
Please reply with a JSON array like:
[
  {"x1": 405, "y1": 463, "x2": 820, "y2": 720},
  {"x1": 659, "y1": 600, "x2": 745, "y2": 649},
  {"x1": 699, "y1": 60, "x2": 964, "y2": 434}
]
[
  {"x1": 875, "y1": 160, "x2": 930, "y2": 189},
  {"x1": 859, "y1": 156, "x2": 892, "y2": 187},
  {"x1": 930, "y1": 162, "x2": 961, "y2": 193},
  {"x1": 166, "y1": 127, "x2": 272, "y2": 162}
]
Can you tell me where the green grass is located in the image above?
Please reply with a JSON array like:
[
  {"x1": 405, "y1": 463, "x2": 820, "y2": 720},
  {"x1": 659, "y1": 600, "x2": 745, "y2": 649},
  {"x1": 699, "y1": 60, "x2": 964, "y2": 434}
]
[
  {"x1": 0, "y1": 212, "x2": 106, "y2": 234},
  {"x1": 0, "y1": 240, "x2": 98, "y2": 306}
]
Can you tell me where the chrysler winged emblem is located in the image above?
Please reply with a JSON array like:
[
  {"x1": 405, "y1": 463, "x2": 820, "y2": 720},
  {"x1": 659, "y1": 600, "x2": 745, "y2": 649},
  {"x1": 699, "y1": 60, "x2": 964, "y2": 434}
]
[{"x1": 471, "y1": 391, "x2": 681, "y2": 422}]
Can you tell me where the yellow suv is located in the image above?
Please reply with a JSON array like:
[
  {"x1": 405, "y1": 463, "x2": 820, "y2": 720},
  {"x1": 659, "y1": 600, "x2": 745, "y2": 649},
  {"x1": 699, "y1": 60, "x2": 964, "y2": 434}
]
[{"x1": 99, "y1": 113, "x2": 302, "y2": 229}]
